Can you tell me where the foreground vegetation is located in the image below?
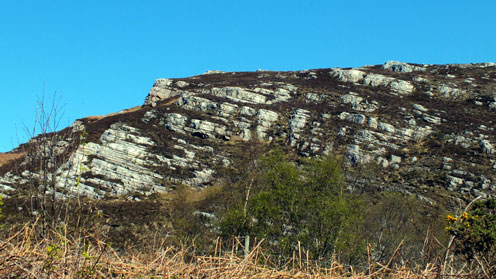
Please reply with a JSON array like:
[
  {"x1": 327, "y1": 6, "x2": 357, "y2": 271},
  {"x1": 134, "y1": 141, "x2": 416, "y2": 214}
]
[
  {"x1": 0, "y1": 222, "x2": 470, "y2": 278},
  {"x1": 1, "y1": 145, "x2": 495, "y2": 278}
]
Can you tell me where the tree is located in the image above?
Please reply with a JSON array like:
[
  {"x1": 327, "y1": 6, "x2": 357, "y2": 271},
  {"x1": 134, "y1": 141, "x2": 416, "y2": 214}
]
[
  {"x1": 14, "y1": 91, "x2": 81, "y2": 233},
  {"x1": 218, "y1": 148, "x2": 365, "y2": 262}
]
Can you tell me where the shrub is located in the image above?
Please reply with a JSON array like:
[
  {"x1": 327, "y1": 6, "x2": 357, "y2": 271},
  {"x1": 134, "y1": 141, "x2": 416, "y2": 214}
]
[
  {"x1": 447, "y1": 198, "x2": 496, "y2": 277},
  {"x1": 218, "y1": 149, "x2": 365, "y2": 263},
  {"x1": 364, "y1": 192, "x2": 448, "y2": 266}
]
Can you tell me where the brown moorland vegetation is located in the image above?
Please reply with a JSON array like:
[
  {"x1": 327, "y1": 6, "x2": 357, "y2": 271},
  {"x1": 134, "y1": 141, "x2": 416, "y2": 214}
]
[{"x1": 0, "y1": 223, "x2": 463, "y2": 279}]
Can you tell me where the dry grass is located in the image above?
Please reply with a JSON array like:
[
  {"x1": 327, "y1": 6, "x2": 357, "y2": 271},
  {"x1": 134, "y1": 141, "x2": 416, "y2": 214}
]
[
  {"x1": 0, "y1": 223, "x2": 465, "y2": 279},
  {"x1": 83, "y1": 106, "x2": 144, "y2": 122},
  {"x1": 0, "y1": 151, "x2": 26, "y2": 168}
]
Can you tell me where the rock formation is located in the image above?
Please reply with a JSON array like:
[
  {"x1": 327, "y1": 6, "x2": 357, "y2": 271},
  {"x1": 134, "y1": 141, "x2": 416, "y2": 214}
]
[{"x1": 1, "y1": 61, "x2": 495, "y2": 201}]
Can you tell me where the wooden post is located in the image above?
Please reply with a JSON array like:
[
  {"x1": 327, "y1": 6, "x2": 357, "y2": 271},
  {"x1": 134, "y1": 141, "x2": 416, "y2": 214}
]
[{"x1": 244, "y1": 235, "x2": 250, "y2": 259}]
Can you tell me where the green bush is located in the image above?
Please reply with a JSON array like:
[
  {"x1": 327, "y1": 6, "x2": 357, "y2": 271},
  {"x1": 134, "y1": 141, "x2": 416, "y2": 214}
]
[
  {"x1": 218, "y1": 149, "x2": 365, "y2": 263},
  {"x1": 447, "y1": 198, "x2": 496, "y2": 277}
]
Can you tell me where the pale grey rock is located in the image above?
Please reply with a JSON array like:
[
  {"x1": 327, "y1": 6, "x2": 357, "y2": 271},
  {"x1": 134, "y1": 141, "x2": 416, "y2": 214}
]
[
  {"x1": 257, "y1": 109, "x2": 279, "y2": 124},
  {"x1": 289, "y1": 109, "x2": 310, "y2": 146},
  {"x1": 331, "y1": 69, "x2": 366, "y2": 83},
  {"x1": 253, "y1": 87, "x2": 274, "y2": 95},
  {"x1": 454, "y1": 135, "x2": 472, "y2": 149},
  {"x1": 320, "y1": 113, "x2": 332, "y2": 120},
  {"x1": 144, "y1": 79, "x2": 183, "y2": 107},
  {"x1": 191, "y1": 169, "x2": 214, "y2": 185},
  {"x1": 443, "y1": 157, "x2": 453, "y2": 163},
  {"x1": 175, "y1": 81, "x2": 189, "y2": 88},
  {"x1": 193, "y1": 211, "x2": 216, "y2": 220},
  {"x1": 177, "y1": 95, "x2": 239, "y2": 118},
  {"x1": 423, "y1": 115, "x2": 441, "y2": 125},
  {"x1": 414, "y1": 76, "x2": 428, "y2": 82},
  {"x1": 450, "y1": 62, "x2": 496, "y2": 69},
  {"x1": 240, "y1": 106, "x2": 257, "y2": 117},
  {"x1": 5, "y1": 63, "x2": 496, "y2": 199},
  {"x1": 177, "y1": 95, "x2": 215, "y2": 112},
  {"x1": 190, "y1": 119, "x2": 227, "y2": 137},
  {"x1": 71, "y1": 120, "x2": 85, "y2": 133},
  {"x1": 203, "y1": 70, "x2": 226, "y2": 75},
  {"x1": 311, "y1": 126, "x2": 323, "y2": 137},
  {"x1": 346, "y1": 145, "x2": 361, "y2": 163},
  {"x1": 489, "y1": 102, "x2": 496, "y2": 110},
  {"x1": 398, "y1": 128, "x2": 414, "y2": 138},
  {"x1": 357, "y1": 129, "x2": 373, "y2": 142},
  {"x1": 390, "y1": 155, "x2": 402, "y2": 164},
  {"x1": 412, "y1": 104, "x2": 428, "y2": 112},
  {"x1": 481, "y1": 140, "x2": 495, "y2": 155},
  {"x1": 143, "y1": 110, "x2": 158, "y2": 123},
  {"x1": 164, "y1": 113, "x2": 189, "y2": 133},
  {"x1": 332, "y1": 69, "x2": 414, "y2": 95},
  {"x1": 305, "y1": 71, "x2": 318, "y2": 79},
  {"x1": 346, "y1": 113, "x2": 366, "y2": 125},
  {"x1": 254, "y1": 109, "x2": 278, "y2": 140},
  {"x1": 378, "y1": 122, "x2": 396, "y2": 133},
  {"x1": 290, "y1": 109, "x2": 310, "y2": 132},
  {"x1": 0, "y1": 183, "x2": 15, "y2": 192},
  {"x1": 403, "y1": 114, "x2": 416, "y2": 127},
  {"x1": 305, "y1": 93, "x2": 322, "y2": 102},
  {"x1": 55, "y1": 123, "x2": 168, "y2": 198},
  {"x1": 452, "y1": 169, "x2": 467, "y2": 177},
  {"x1": 390, "y1": 80, "x2": 415, "y2": 95},
  {"x1": 439, "y1": 85, "x2": 464, "y2": 98},
  {"x1": 412, "y1": 126, "x2": 433, "y2": 140},
  {"x1": 341, "y1": 93, "x2": 363, "y2": 106},
  {"x1": 219, "y1": 103, "x2": 239, "y2": 117},
  {"x1": 338, "y1": 112, "x2": 350, "y2": 121},
  {"x1": 367, "y1": 117, "x2": 378, "y2": 129},
  {"x1": 272, "y1": 87, "x2": 293, "y2": 103},
  {"x1": 363, "y1": 73, "x2": 390, "y2": 87},
  {"x1": 379, "y1": 157, "x2": 389, "y2": 168},
  {"x1": 211, "y1": 87, "x2": 267, "y2": 104},
  {"x1": 341, "y1": 93, "x2": 378, "y2": 112},
  {"x1": 447, "y1": 175, "x2": 464, "y2": 189},
  {"x1": 383, "y1": 61, "x2": 425, "y2": 72},
  {"x1": 309, "y1": 143, "x2": 320, "y2": 153}
]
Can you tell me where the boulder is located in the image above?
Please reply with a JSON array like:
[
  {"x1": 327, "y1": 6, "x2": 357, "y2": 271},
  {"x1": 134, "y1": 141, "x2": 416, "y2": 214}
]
[{"x1": 382, "y1": 61, "x2": 425, "y2": 72}]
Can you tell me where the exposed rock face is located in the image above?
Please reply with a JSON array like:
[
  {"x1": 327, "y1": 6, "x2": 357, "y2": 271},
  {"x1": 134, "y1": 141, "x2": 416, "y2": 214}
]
[
  {"x1": 1, "y1": 61, "x2": 496, "y2": 201},
  {"x1": 382, "y1": 61, "x2": 426, "y2": 73}
]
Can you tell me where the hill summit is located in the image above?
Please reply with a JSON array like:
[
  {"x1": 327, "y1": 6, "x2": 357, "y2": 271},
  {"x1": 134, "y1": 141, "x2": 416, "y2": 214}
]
[{"x1": 1, "y1": 61, "x2": 495, "y2": 202}]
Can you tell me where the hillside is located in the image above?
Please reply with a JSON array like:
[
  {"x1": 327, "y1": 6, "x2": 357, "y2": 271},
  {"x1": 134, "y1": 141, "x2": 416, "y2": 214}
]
[{"x1": 1, "y1": 61, "x2": 495, "y2": 202}]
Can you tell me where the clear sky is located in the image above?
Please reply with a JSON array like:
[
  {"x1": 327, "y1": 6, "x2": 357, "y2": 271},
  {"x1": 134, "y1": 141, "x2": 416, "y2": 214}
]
[{"x1": 0, "y1": 0, "x2": 495, "y2": 152}]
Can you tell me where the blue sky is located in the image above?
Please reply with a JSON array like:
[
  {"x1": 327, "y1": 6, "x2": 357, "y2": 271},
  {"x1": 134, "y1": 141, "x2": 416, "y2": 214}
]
[{"x1": 0, "y1": 0, "x2": 495, "y2": 152}]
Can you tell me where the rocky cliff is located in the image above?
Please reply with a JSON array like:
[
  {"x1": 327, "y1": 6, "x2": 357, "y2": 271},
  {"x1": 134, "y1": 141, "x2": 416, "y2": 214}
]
[{"x1": 1, "y1": 61, "x2": 495, "y2": 202}]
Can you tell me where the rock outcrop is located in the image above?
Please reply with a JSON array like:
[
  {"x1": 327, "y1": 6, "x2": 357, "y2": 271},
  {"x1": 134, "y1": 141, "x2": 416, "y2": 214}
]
[{"x1": 1, "y1": 61, "x2": 496, "y2": 201}]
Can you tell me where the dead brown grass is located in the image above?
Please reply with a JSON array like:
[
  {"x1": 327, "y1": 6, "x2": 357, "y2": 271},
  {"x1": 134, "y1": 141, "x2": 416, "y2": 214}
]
[
  {"x1": 83, "y1": 106, "x2": 143, "y2": 121},
  {"x1": 0, "y1": 223, "x2": 464, "y2": 279},
  {"x1": 0, "y1": 151, "x2": 26, "y2": 168}
]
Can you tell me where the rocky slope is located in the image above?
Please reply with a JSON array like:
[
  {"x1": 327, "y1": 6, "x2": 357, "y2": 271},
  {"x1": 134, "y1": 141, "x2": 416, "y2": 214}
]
[{"x1": 1, "y1": 61, "x2": 495, "y2": 201}]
